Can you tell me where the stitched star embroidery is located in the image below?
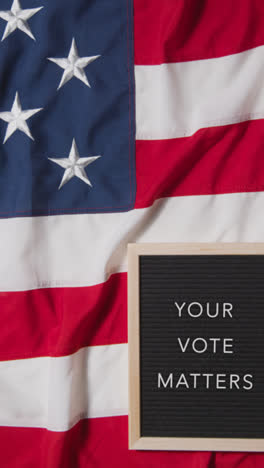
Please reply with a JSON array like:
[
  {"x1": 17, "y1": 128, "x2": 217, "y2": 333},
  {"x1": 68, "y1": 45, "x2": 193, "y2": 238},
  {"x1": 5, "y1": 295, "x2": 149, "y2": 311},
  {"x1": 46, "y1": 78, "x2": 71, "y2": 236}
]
[
  {"x1": 0, "y1": 0, "x2": 43, "y2": 42},
  {"x1": 0, "y1": 92, "x2": 42, "y2": 143},
  {"x1": 48, "y1": 38, "x2": 100, "y2": 90},
  {"x1": 48, "y1": 139, "x2": 101, "y2": 189}
]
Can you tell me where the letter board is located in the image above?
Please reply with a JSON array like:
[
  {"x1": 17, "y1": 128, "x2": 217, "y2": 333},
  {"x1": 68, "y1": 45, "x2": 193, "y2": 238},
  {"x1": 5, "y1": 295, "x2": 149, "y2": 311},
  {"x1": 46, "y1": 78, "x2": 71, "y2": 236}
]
[{"x1": 128, "y1": 243, "x2": 264, "y2": 451}]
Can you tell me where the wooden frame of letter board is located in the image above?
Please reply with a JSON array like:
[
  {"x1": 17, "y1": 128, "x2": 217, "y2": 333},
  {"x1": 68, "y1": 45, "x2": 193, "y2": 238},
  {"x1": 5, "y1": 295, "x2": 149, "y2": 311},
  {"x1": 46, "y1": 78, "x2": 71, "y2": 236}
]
[{"x1": 128, "y1": 242, "x2": 264, "y2": 451}]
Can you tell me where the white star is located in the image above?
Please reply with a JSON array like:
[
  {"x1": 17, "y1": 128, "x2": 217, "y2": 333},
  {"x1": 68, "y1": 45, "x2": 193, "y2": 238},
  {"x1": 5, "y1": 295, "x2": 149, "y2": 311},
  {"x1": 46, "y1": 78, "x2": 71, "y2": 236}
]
[
  {"x1": 0, "y1": 92, "x2": 42, "y2": 143},
  {"x1": 48, "y1": 38, "x2": 100, "y2": 90},
  {"x1": 49, "y1": 139, "x2": 101, "y2": 190},
  {"x1": 0, "y1": 0, "x2": 43, "y2": 41}
]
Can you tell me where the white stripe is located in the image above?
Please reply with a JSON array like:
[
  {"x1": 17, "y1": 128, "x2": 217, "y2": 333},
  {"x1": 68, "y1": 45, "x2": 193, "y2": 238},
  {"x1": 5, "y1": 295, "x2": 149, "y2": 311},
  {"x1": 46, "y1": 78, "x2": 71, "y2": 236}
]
[
  {"x1": 0, "y1": 344, "x2": 128, "y2": 431},
  {"x1": 2, "y1": 191, "x2": 264, "y2": 291},
  {"x1": 135, "y1": 45, "x2": 264, "y2": 140}
]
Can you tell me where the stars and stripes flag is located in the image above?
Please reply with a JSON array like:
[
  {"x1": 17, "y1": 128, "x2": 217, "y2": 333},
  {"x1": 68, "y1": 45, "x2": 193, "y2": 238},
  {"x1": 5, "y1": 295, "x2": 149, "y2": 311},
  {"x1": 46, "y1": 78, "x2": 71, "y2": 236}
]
[{"x1": 0, "y1": 0, "x2": 264, "y2": 467}]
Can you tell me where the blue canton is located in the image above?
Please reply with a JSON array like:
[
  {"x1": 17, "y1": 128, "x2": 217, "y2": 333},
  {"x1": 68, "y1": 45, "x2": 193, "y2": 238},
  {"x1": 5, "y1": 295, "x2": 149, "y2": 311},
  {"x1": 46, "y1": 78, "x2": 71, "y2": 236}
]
[{"x1": 0, "y1": 0, "x2": 135, "y2": 217}]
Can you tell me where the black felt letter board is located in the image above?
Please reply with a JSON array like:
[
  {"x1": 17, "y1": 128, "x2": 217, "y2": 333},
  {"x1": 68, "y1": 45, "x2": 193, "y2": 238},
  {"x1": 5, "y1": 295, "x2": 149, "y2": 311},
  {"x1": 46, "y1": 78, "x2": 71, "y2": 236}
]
[{"x1": 139, "y1": 255, "x2": 264, "y2": 439}]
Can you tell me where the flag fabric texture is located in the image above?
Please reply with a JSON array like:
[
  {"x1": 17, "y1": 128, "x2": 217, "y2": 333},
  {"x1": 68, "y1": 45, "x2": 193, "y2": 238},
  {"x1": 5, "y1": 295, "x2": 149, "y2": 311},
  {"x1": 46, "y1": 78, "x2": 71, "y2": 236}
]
[{"x1": 1, "y1": 0, "x2": 264, "y2": 467}]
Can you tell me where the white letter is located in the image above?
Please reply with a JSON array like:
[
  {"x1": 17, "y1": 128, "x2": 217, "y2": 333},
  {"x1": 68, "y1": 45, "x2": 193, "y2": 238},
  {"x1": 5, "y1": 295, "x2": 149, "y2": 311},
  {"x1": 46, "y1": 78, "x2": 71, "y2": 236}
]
[
  {"x1": 158, "y1": 373, "x2": 173, "y2": 388},
  {"x1": 216, "y1": 374, "x2": 227, "y2": 389},
  {"x1": 223, "y1": 303, "x2": 233, "y2": 318},
  {"x1": 223, "y1": 338, "x2": 233, "y2": 353},
  {"x1": 175, "y1": 373, "x2": 189, "y2": 389},
  {"x1": 174, "y1": 302, "x2": 186, "y2": 317},
  {"x1": 207, "y1": 302, "x2": 219, "y2": 318},
  {"x1": 210, "y1": 337, "x2": 221, "y2": 353},
  {"x1": 177, "y1": 338, "x2": 190, "y2": 353},
  {"x1": 243, "y1": 374, "x2": 253, "y2": 390},
  {"x1": 190, "y1": 373, "x2": 200, "y2": 388},
  {"x1": 203, "y1": 373, "x2": 214, "y2": 389},
  {"x1": 192, "y1": 337, "x2": 207, "y2": 353},
  {"x1": 230, "y1": 374, "x2": 240, "y2": 389},
  {"x1": 188, "y1": 302, "x2": 203, "y2": 318}
]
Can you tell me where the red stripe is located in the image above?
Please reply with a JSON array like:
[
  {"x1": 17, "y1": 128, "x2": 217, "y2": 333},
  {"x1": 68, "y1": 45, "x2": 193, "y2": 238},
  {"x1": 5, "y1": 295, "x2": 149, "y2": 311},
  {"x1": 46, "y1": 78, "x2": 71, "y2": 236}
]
[
  {"x1": 135, "y1": 120, "x2": 264, "y2": 208},
  {"x1": 0, "y1": 417, "x2": 219, "y2": 468},
  {"x1": 0, "y1": 273, "x2": 127, "y2": 360},
  {"x1": 134, "y1": 0, "x2": 264, "y2": 65},
  {"x1": 0, "y1": 417, "x2": 263, "y2": 468}
]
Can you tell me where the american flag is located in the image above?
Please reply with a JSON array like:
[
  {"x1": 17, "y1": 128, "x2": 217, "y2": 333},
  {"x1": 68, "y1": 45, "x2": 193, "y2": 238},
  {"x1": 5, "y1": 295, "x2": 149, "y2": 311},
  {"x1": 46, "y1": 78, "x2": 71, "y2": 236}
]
[{"x1": 0, "y1": 0, "x2": 264, "y2": 466}]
